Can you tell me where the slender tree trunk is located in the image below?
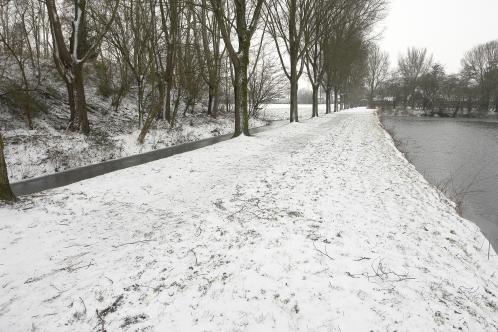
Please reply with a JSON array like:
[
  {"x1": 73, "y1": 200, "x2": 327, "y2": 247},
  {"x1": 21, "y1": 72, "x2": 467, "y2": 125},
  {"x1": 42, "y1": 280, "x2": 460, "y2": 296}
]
[
  {"x1": 0, "y1": 133, "x2": 16, "y2": 202},
  {"x1": 233, "y1": 68, "x2": 242, "y2": 137},
  {"x1": 171, "y1": 89, "x2": 181, "y2": 127},
  {"x1": 240, "y1": 51, "x2": 250, "y2": 136},
  {"x1": 312, "y1": 85, "x2": 319, "y2": 117},
  {"x1": 290, "y1": 67, "x2": 299, "y2": 122},
  {"x1": 137, "y1": 79, "x2": 144, "y2": 128},
  {"x1": 212, "y1": 83, "x2": 219, "y2": 118},
  {"x1": 207, "y1": 86, "x2": 214, "y2": 115},
  {"x1": 325, "y1": 88, "x2": 331, "y2": 114},
  {"x1": 164, "y1": 46, "x2": 174, "y2": 123},
  {"x1": 494, "y1": 93, "x2": 498, "y2": 113},
  {"x1": 334, "y1": 88, "x2": 338, "y2": 112},
  {"x1": 157, "y1": 82, "x2": 166, "y2": 120}
]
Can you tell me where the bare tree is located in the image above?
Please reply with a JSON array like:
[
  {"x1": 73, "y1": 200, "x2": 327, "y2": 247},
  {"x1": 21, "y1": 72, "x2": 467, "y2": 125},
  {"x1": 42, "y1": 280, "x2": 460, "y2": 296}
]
[
  {"x1": 249, "y1": 54, "x2": 286, "y2": 116},
  {"x1": 195, "y1": 0, "x2": 224, "y2": 117},
  {"x1": 45, "y1": 0, "x2": 120, "y2": 134},
  {"x1": 398, "y1": 47, "x2": 433, "y2": 109},
  {"x1": 323, "y1": 0, "x2": 386, "y2": 112},
  {"x1": 209, "y1": 0, "x2": 265, "y2": 136},
  {"x1": 366, "y1": 44, "x2": 389, "y2": 108},
  {"x1": 108, "y1": 0, "x2": 156, "y2": 134},
  {"x1": 462, "y1": 40, "x2": 498, "y2": 112},
  {"x1": 267, "y1": 0, "x2": 317, "y2": 122},
  {"x1": 304, "y1": 0, "x2": 339, "y2": 117},
  {"x1": 0, "y1": 0, "x2": 45, "y2": 129}
]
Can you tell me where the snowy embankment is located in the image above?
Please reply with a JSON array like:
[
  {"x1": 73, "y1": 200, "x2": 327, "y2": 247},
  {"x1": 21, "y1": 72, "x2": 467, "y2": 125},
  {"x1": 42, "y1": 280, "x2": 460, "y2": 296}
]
[
  {"x1": 3, "y1": 110, "x2": 266, "y2": 182},
  {"x1": 1, "y1": 109, "x2": 497, "y2": 331}
]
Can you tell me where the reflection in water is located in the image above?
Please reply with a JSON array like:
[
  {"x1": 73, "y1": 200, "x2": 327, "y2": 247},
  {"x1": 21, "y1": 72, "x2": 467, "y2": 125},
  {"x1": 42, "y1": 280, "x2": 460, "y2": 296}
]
[{"x1": 381, "y1": 115, "x2": 498, "y2": 252}]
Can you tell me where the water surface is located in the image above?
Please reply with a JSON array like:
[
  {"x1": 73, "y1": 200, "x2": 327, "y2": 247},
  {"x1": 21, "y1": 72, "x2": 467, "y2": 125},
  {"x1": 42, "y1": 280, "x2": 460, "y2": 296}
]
[{"x1": 381, "y1": 115, "x2": 498, "y2": 252}]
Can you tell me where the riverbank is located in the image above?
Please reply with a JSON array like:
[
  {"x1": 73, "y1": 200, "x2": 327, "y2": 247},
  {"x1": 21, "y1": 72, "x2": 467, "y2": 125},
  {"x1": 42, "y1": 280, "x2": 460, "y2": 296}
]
[
  {"x1": 380, "y1": 114, "x2": 498, "y2": 253},
  {"x1": 380, "y1": 107, "x2": 498, "y2": 121},
  {"x1": 1, "y1": 109, "x2": 497, "y2": 331}
]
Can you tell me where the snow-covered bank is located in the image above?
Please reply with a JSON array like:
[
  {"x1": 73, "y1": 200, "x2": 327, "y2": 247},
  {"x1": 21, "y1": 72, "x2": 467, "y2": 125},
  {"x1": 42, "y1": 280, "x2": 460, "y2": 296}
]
[
  {"x1": 1, "y1": 109, "x2": 497, "y2": 331},
  {"x1": 3, "y1": 111, "x2": 266, "y2": 182}
]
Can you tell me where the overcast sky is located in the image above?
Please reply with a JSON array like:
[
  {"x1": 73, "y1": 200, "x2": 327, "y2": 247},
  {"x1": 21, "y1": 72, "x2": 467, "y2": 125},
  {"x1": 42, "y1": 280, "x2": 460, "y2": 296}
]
[{"x1": 379, "y1": 0, "x2": 498, "y2": 73}]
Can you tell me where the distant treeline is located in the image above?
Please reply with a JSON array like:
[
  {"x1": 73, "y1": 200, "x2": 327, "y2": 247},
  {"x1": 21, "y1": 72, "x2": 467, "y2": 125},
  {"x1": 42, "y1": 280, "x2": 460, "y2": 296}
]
[{"x1": 368, "y1": 42, "x2": 498, "y2": 117}]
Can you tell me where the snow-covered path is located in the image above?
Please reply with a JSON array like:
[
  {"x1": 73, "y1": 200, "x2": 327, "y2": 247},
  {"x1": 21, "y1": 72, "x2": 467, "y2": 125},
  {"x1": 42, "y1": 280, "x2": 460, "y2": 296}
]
[{"x1": 1, "y1": 109, "x2": 497, "y2": 331}]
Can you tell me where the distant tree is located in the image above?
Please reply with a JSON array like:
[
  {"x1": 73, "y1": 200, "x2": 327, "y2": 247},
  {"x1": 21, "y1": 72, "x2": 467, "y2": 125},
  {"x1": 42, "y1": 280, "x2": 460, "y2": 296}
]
[
  {"x1": 267, "y1": 0, "x2": 317, "y2": 122},
  {"x1": 249, "y1": 55, "x2": 287, "y2": 116},
  {"x1": 419, "y1": 63, "x2": 445, "y2": 113},
  {"x1": 380, "y1": 73, "x2": 403, "y2": 109},
  {"x1": 304, "y1": 0, "x2": 339, "y2": 117},
  {"x1": 323, "y1": 0, "x2": 387, "y2": 112},
  {"x1": 461, "y1": 40, "x2": 498, "y2": 112},
  {"x1": 398, "y1": 47, "x2": 433, "y2": 109},
  {"x1": 366, "y1": 44, "x2": 389, "y2": 108},
  {"x1": 0, "y1": 132, "x2": 16, "y2": 202}
]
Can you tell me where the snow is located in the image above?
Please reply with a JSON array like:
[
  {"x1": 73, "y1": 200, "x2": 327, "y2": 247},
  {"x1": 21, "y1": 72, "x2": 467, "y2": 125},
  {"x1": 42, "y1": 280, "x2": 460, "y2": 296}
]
[
  {"x1": 258, "y1": 103, "x2": 327, "y2": 121},
  {"x1": 2, "y1": 106, "x2": 267, "y2": 182},
  {"x1": 2, "y1": 102, "x2": 317, "y2": 182},
  {"x1": 1, "y1": 108, "x2": 497, "y2": 331}
]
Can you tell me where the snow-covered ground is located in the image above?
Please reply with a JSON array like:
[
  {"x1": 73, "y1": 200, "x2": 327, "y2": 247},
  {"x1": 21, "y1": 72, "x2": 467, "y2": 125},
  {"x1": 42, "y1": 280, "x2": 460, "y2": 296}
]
[
  {"x1": 2, "y1": 107, "x2": 267, "y2": 182},
  {"x1": 2, "y1": 101, "x2": 324, "y2": 183},
  {"x1": 258, "y1": 104, "x2": 327, "y2": 121},
  {"x1": 1, "y1": 109, "x2": 497, "y2": 331}
]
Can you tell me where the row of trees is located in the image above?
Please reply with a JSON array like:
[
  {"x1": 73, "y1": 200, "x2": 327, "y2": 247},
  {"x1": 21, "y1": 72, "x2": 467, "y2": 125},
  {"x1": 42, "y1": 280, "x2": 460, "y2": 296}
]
[
  {"x1": 0, "y1": 0, "x2": 386, "y2": 135},
  {"x1": 0, "y1": 0, "x2": 386, "y2": 201},
  {"x1": 367, "y1": 41, "x2": 498, "y2": 116}
]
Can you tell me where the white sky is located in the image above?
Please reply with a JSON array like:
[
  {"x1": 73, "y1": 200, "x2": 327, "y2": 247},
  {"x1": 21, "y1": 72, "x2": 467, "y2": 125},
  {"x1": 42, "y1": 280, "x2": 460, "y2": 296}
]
[{"x1": 379, "y1": 0, "x2": 498, "y2": 73}]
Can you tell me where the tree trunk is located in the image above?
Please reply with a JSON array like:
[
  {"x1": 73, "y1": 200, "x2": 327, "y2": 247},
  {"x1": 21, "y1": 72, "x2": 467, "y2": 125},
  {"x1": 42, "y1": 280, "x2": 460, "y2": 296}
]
[
  {"x1": 138, "y1": 89, "x2": 157, "y2": 145},
  {"x1": 288, "y1": 47, "x2": 300, "y2": 123},
  {"x1": 0, "y1": 133, "x2": 16, "y2": 202},
  {"x1": 207, "y1": 86, "x2": 214, "y2": 116},
  {"x1": 334, "y1": 88, "x2": 338, "y2": 112},
  {"x1": 368, "y1": 93, "x2": 374, "y2": 109},
  {"x1": 171, "y1": 90, "x2": 181, "y2": 127},
  {"x1": 312, "y1": 85, "x2": 319, "y2": 117},
  {"x1": 73, "y1": 63, "x2": 89, "y2": 134},
  {"x1": 325, "y1": 88, "x2": 331, "y2": 114},
  {"x1": 233, "y1": 66, "x2": 242, "y2": 137},
  {"x1": 66, "y1": 81, "x2": 77, "y2": 129},
  {"x1": 164, "y1": 45, "x2": 174, "y2": 123},
  {"x1": 240, "y1": 53, "x2": 250, "y2": 136},
  {"x1": 212, "y1": 84, "x2": 219, "y2": 118}
]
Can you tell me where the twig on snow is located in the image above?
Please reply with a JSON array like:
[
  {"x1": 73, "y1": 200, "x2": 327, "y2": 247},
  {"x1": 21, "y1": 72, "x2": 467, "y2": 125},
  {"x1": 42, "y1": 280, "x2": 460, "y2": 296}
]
[
  {"x1": 79, "y1": 297, "x2": 87, "y2": 316},
  {"x1": 313, "y1": 241, "x2": 334, "y2": 261},
  {"x1": 112, "y1": 239, "x2": 155, "y2": 248},
  {"x1": 353, "y1": 257, "x2": 372, "y2": 262},
  {"x1": 189, "y1": 249, "x2": 199, "y2": 266}
]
